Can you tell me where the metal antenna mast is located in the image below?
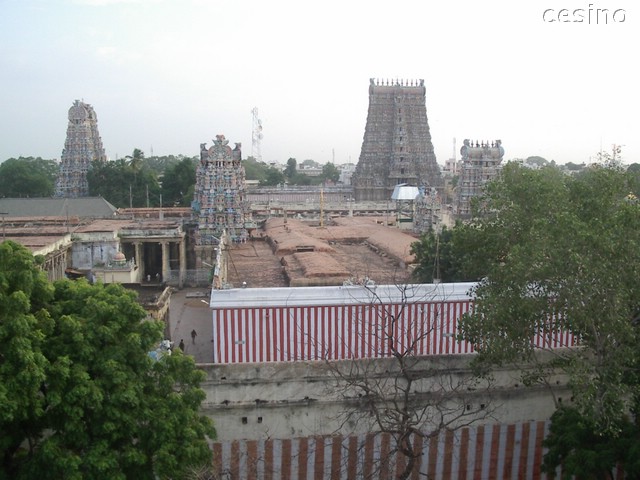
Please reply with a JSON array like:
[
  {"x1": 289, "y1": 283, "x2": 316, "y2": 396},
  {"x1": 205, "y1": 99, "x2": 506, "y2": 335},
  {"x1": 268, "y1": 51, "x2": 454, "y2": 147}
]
[{"x1": 251, "y1": 107, "x2": 263, "y2": 162}]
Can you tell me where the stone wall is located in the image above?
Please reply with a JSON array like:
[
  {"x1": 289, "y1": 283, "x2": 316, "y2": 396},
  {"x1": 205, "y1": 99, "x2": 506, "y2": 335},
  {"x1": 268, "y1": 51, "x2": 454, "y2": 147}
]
[{"x1": 198, "y1": 353, "x2": 569, "y2": 442}]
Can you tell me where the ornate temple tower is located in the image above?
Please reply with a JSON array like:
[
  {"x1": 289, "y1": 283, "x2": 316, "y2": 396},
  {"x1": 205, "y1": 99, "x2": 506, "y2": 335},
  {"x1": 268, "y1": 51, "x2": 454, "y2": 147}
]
[
  {"x1": 55, "y1": 100, "x2": 107, "y2": 197},
  {"x1": 193, "y1": 135, "x2": 252, "y2": 253},
  {"x1": 456, "y1": 139, "x2": 504, "y2": 217},
  {"x1": 352, "y1": 79, "x2": 441, "y2": 202}
]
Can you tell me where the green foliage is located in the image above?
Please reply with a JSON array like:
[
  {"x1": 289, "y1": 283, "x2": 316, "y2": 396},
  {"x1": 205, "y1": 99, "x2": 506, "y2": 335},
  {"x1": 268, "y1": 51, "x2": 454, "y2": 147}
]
[
  {"x1": 543, "y1": 406, "x2": 640, "y2": 479},
  {"x1": 564, "y1": 161, "x2": 586, "y2": 171},
  {"x1": 88, "y1": 153, "x2": 161, "y2": 208},
  {"x1": 411, "y1": 220, "x2": 504, "y2": 284},
  {"x1": 284, "y1": 158, "x2": 297, "y2": 179},
  {"x1": 263, "y1": 165, "x2": 285, "y2": 186},
  {"x1": 0, "y1": 242, "x2": 214, "y2": 479},
  {"x1": 457, "y1": 162, "x2": 640, "y2": 466},
  {"x1": 243, "y1": 157, "x2": 286, "y2": 186},
  {"x1": 0, "y1": 241, "x2": 54, "y2": 479},
  {"x1": 0, "y1": 157, "x2": 58, "y2": 197},
  {"x1": 161, "y1": 157, "x2": 197, "y2": 206},
  {"x1": 142, "y1": 155, "x2": 191, "y2": 176},
  {"x1": 321, "y1": 162, "x2": 340, "y2": 183}
]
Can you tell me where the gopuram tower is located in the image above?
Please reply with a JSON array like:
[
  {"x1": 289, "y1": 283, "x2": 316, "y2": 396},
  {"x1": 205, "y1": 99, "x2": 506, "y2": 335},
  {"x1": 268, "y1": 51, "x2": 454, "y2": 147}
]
[
  {"x1": 456, "y1": 139, "x2": 504, "y2": 217},
  {"x1": 55, "y1": 100, "x2": 107, "y2": 197},
  {"x1": 352, "y1": 79, "x2": 441, "y2": 202},
  {"x1": 193, "y1": 135, "x2": 252, "y2": 266}
]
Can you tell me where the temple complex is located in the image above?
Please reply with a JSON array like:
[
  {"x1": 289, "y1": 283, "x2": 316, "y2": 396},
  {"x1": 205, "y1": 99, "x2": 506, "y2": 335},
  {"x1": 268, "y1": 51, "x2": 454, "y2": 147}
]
[
  {"x1": 192, "y1": 135, "x2": 253, "y2": 266},
  {"x1": 352, "y1": 79, "x2": 441, "y2": 202},
  {"x1": 55, "y1": 100, "x2": 107, "y2": 197},
  {"x1": 456, "y1": 139, "x2": 504, "y2": 217}
]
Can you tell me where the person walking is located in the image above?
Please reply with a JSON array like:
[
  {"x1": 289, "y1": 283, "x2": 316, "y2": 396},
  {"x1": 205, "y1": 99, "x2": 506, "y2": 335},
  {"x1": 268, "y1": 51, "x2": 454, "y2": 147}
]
[
  {"x1": 178, "y1": 339, "x2": 185, "y2": 352},
  {"x1": 191, "y1": 329, "x2": 197, "y2": 344}
]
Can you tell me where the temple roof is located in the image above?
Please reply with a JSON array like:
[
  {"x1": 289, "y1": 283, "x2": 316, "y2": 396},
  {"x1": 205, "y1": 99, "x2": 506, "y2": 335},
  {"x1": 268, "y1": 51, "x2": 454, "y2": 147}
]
[{"x1": 0, "y1": 197, "x2": 117, "y2": 218}]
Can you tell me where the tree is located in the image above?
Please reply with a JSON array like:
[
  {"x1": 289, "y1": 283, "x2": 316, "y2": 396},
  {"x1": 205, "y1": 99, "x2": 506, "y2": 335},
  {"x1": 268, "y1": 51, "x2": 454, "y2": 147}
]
[
  {"x1": 262, "y1": 166, "x2": 285, "y2": 186},
  {"x1": 0, "y1": 240, "x2": 54, "y2": 479},
  {"x1": 456, "y1": 162, "x2": 640, "y2": 475},
  {"x1": 327, "y1": 284, "x2": 494, "y2": 480},
  {"x1": 321, "y1": 162, "x2": 340, "y2": 183},
  {"x1": 161, "y1": 157, "x2": 197, "y2": 206},
  {"x1": 0, "y1": 241, "x2": 215, "y2": 479},
  {"x1": 88, "y1": 158, "x2": 161, "y2": 208},
  {"x1": 0, "y1": 157, "x2": 58, "y2": 197},
  {"x1": 127, "y1": 148, "x2": 145, "y2": 173},
  {"x1": 284, "y1": 158, "x2": 297, "y2": 180}
]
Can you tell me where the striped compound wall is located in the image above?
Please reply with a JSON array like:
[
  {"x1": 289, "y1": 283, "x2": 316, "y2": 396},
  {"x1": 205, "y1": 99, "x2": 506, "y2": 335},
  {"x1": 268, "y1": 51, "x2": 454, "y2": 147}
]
[
  {"x1": 211, "y1": 420, "x2": 588, "y2": 480},
  {"x1": 210, "y1": 284, "x2": 576, "y2": 364}
]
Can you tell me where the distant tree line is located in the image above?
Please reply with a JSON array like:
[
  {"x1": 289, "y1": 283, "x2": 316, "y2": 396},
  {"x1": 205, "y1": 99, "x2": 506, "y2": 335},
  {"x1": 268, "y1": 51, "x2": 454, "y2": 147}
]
[
  {"x1": 0, "y1": 153, "x2": 342, "y2": 207},
  {"x1": 0, "y1": 157, "x2": 59, "y2": 197}
]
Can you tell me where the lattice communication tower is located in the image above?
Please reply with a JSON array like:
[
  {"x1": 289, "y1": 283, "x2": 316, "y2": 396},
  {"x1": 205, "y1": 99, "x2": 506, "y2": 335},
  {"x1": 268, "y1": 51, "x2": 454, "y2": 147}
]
[{"x1": 251, "y1": 107, "x2": 263, "y2": 162}]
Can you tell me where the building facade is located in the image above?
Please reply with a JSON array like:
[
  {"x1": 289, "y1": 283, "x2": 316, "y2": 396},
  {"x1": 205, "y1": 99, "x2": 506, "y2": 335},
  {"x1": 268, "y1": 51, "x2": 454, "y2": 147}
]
[
  {"x1": 209, "y1": 283, "x2": 574, "y2": 364},
  {"x1": 456, "y1": 139, "x2": 504, "y2": 217},
  {"x1": 352, "y1": 79, "x2": 441, "y2": 202},
  {"x1": 55, "y1": 100, "x2": 107, "y2": 198}
]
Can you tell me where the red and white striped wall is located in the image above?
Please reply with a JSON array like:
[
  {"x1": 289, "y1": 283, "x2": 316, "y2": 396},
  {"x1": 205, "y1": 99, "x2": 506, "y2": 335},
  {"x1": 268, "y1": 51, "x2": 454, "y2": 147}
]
[
  {"x1": 210, "y1": 283, "x2": 576, "y2": 364},
  {"x1": 212, "y1": 420, "x2": 614, "y2": 480}
]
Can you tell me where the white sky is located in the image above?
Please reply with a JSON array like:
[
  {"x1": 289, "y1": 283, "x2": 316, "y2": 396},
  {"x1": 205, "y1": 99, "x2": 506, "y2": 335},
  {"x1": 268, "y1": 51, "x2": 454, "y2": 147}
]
[{"x1": 0, "y1": 0, "x2": 637, "y2": 166}]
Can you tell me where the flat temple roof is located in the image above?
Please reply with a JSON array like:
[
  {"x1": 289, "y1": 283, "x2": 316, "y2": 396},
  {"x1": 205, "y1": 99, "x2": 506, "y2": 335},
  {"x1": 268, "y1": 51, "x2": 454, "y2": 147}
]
[{"x1": 209, "y1": 282, "x2": 476, "y2": 308}]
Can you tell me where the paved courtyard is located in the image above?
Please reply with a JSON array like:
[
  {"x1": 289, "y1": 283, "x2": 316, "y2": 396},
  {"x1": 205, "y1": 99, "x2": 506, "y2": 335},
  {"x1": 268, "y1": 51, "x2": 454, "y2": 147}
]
[{"x1": 168, "y1": 288, "x2": 214, "y2": 363}]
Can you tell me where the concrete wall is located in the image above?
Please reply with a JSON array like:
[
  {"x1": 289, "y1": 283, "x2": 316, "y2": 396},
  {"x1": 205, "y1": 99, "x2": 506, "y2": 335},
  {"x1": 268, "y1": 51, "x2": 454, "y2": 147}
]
[
  {"x1": 71, "y1": 233, "x2": 120, "y2": 270},
  {"x1": 212, "y1": 421, "x2": 561, "y2": 480},
  {"x1": 199, "y1": 353, "x2": 569, "y2": 442}
]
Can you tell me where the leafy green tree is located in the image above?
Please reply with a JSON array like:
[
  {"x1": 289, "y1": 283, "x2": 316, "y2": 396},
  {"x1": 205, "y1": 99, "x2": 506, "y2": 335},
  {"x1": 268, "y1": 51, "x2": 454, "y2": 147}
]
[
  {"x1": 243, "y1": 157, "x2": 267, "y2": 184},
  {"x1": 161, "y1": 157, "x2": 197, "y2": 206},
  {"x1": 457, "y1": 162, "x2": 640, "y2": 474},
  {"x1": 127, "y1": 148, "x2": 145, "y2": 173},
  {"x1": 542, "y1": 406, "x2": 640, "y2": 479},
  {"x1": 142, "y1": 155, "x2": 188, "y2": 176},
  {"x1": 0, "y1": 240, "x2": 54, "y2": 479},
  {"x1": 262, "y1": 166, "x2": 285, "y2": 186},
  {"x1": 321, "y1": 162, "x2": 340, "y2": 183},
  {"x1": 564, "y1": 161, "x2": 585, "y2": 171},
  {"x1": 0, "y1": 157, "x2": 58, "y2": 197},
  {"x1": 0, "y1": 241, "x2": 215, "y2": 479},
  {"x1": 284, "y1": 158, "x2": 297, "y2": 180},
  {"x1": 410, "y1": 225, "x2": 482, "y2": 283},
  {"x1": 88, "y1": 157, "x2": 161, "y2": 208}
]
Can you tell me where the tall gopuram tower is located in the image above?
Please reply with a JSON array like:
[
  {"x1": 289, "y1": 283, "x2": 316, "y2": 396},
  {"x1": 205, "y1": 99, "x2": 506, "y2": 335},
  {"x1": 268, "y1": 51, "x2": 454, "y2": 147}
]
[
  {"x1": 352, "y1": 78, "x2": 441, "y2": 202},
  {"x1": 55, "y1": 100, "x2": 107, "y2": 198},
  {"x1": 193, "y1": 135, "x2": 252, "y2": 264},
  {"x1": 456, "y1": 139, "x2": 504, "y2": 217}
]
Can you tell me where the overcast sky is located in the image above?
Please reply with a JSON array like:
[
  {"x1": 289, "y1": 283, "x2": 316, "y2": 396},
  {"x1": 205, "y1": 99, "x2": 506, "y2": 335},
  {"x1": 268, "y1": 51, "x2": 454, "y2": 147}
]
[{"x1": 1, "y1": 0, "x2": 637, "y2": 166}]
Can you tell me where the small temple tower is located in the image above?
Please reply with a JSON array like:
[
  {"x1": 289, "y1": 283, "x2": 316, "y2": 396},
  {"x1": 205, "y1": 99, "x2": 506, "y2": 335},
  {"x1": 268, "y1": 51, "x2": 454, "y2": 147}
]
[
  {"x1": 456, "y1": 139, "x2": 504, "y2": 217},
  {"x1": 55, "y1": 100, "x2": 107, "y2": 197},
  {"x1": 352, "y1": 79, "x2": 441, "y2": 202},
  {"x1": 193, "y1": 135, "x2": 252, "y2": 264}
]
